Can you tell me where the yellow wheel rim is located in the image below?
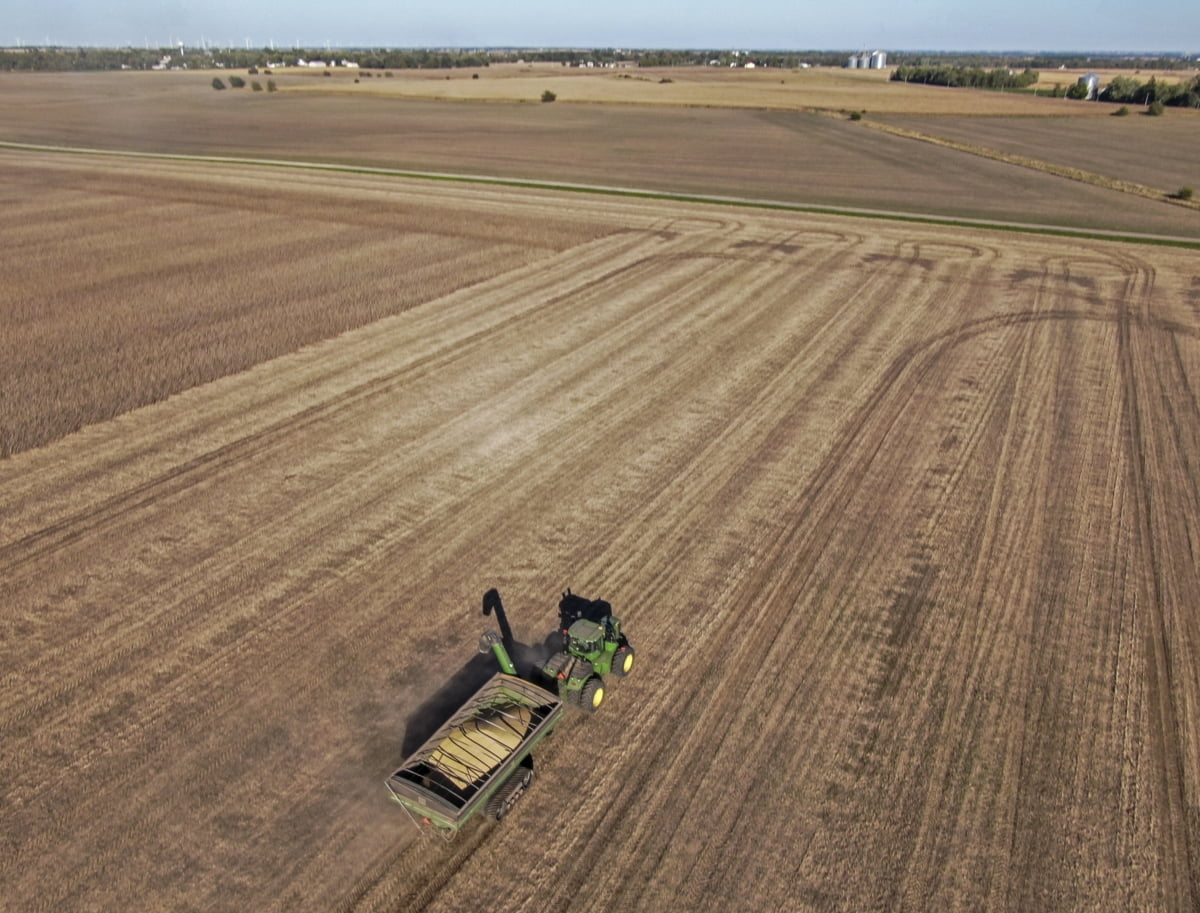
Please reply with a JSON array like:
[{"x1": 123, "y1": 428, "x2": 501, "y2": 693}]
[
  {"x1": 622, "y1": 653, "x2": 634, "y2": 674},
  {"x1": 592, "y1": 686, "x2": 605, "y2": 708}
]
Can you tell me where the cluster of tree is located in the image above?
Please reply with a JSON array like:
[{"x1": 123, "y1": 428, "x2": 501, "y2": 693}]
[
  {"x1": 0, "y1": 47, "x2": 164, "y2": 70},
  {"x1": 212, "y1": 75, "x2": 276, "y2": 92},
  {"x1": 1101, "y1": 74, "x2": 1200, "y2": 107},
  {"x1": 890, "y1": 65, "x2": 1039, "y2": 90}
]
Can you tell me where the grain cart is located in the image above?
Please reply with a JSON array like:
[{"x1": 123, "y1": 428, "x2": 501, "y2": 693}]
[
  {"x1": 385, "y1": 633, "x2": 563, "y2": 836},
  {"x1": 386, "y1": 588, "x2": 633, "y2": 834}
]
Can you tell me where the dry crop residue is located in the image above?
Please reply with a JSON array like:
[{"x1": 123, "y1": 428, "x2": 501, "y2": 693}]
[{"x1": 0, "y1": 160, "x2": 1197, "y2": 912}]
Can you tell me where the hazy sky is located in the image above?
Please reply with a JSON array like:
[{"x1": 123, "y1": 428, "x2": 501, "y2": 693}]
[{"x1": 8, "y1": 0, "x2": 1199, "y2": 52}]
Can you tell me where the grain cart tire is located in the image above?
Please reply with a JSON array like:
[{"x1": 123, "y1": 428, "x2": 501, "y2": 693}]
[
  {"x1": 612, "y1": 645, "x2": 635, "y2": 678},
  {"x1": 580, "y1": 677, "x2": 605, "y2": 713}
]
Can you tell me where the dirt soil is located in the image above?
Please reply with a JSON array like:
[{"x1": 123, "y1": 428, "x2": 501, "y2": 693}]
[{"x1": 2, "y1": 156, "x2": 1198, "y2": 912}]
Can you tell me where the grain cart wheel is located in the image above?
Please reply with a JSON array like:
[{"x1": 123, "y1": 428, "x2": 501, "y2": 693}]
[
  {"x1": 580, "y1": 676, "x2": 605, "y2": 713},
  {"x1": 612, "y1": 645, "x2": 635, "y2": 678},
  {"x1": 486, "y1": 763, "x2": 534, "y2": 821}
]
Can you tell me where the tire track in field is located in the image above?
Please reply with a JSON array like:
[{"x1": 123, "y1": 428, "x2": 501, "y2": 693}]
[
  {"x1": 887, "y1": 257, "x2": 1070, "y2": 909},
  {"x1": 445, "y1": 238, "x2": 1006, "y2": 913},
  {"x1": 500, "y1": 243, "x2": 1196, "y2": 911},
  {"x1": 1112, "y1": 249, "x2": 1200, "y2": 911},
  {"x1": 0, "y1": 229, "x2": 758, "y2": 907},
  {"x1": 0, "y1": 227, "x2": 724, "y2": 736},
  {"x1": 0, "y1": 224, "x2": 873, "y2": 907},
  {"x1": 724, "y1": 252, "x2": 1133, "y2": 908},
  {"x1": 0, "y1": 229, "x2": 658, "y2": 570},
  {"x1": 322, "y1": 227, "x2": 873, "y2": 912},
  {"x1": 324, "y1": 228, "x2": 881, "y2": 913},
  {"x1": 1, "y1": 227, "x2": 696, "y2": 772}
]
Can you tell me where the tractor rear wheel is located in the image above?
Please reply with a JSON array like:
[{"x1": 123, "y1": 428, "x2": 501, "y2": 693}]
[
  {"x1": 612, "y1": 645, "x2": 635, "y2": 678},
  {"x1": 542, "y1": 652, "x2": 570, "y2": 686},
  {"x1": 579, "y1": 676, "x2": 605, "y2": 713}
]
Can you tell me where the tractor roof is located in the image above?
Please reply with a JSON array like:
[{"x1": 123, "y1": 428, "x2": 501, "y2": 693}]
[{"x1": 567, "y1": 618, "x2": 604, "y2": 641}]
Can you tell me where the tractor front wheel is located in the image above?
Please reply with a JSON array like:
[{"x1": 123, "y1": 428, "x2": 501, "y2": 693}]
[
  {"x1": 579, "y1": 676, "x2": 605, "y2": 712},
  {"x1": 612, "y1": 645, "x2": 635, "y2": 678}
]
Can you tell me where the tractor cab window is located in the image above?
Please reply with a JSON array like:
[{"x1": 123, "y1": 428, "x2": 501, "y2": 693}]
[{"x1": 572, "y1": 635, "x2": 600, "y2": 654}]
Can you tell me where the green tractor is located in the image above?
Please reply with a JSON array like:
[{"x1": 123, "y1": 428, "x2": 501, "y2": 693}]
[
  {"x1": 481, "y1": 587, "x2": 634, "y2": 713},
  {"x1": 540, "y1": 591, "x2": 635, "y2": 712}
]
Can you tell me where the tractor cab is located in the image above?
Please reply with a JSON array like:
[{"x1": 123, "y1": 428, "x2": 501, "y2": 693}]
[{"x1": 565, "y1": 618, "x2": 607, "y2": 660}]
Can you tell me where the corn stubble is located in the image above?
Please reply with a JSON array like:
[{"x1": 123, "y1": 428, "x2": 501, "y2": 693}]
[{"x1": 0, "y1": 153, "x2": 603, "y2": 456}]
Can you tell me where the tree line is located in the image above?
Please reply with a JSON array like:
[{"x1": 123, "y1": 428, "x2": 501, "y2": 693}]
[
  {"x1": 891, "y1": 65, "x2": 1039, "y2": 90},
  {"x1": 890, "y1": 62, "x2": 1200, "y2": 108},
  {"x1": 1101, "y1": 74, "x2": 1200, "y2": 107},
  {"x1": 0, "y1": 46, "x2": 856, "y2": 71}
]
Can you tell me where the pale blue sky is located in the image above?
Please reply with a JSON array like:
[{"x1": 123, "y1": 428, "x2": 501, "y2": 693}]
[{"x1": 8, "y1": 0, "x2": 1199, "y2": 52}]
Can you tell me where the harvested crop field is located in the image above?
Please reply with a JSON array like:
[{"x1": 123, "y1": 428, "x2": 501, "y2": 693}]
[
  {"x1": 878, "y1": 113, "x2": 1200, "y2": 198},
  {"x1": 3, "y1": 72, "x2": 1199, "y2": 239},
  {"x1": 2, "y1": 153, "x2": 1199, "y2": 912},
  {"x1": 274, "y1": 62, "x2": 1091, "y2": 116},
  {"x1": 0, "y1": 149, "x2": 607, "y2": 455}
]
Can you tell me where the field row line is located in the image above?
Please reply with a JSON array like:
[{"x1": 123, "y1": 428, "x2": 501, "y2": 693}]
[{"x1": 3, "y1": 140, "x2": 1198, "y2": 249}]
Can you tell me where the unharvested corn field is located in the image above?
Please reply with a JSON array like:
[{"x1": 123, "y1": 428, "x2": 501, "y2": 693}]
[{"x1": 1, "y1": 152, "x2": 1198, "y2": 912}]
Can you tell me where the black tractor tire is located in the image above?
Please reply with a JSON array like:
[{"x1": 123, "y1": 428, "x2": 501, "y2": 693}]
[
  {"x1": 572, "y1": 659, "x2": 594, "y2": 681},
  {"x1": 579, "y1": 676, "x2": 605, "y2": 713},
  {"x1": 542, "y1": 651, "x2": 570, "y2": 681},
  {"x1": 485, "y1": 765, "x2": 534, "y2": 821},
  {"x1": 612, "y1": 645, "x2": 635, "y2": 678}
]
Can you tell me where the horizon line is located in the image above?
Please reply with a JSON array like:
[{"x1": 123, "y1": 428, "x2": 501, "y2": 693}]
[{"x1": 2, "y1": 44, "x2": 1197, "y2": 56}]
